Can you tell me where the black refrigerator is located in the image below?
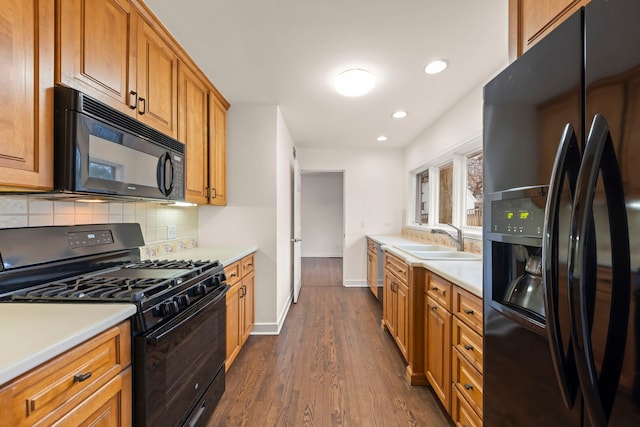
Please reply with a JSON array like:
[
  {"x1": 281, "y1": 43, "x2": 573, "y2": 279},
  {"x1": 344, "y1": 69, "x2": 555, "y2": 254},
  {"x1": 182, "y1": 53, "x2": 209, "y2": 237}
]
[{"x1": 483, "y1": 0, "x2": 640, "y2": 426}]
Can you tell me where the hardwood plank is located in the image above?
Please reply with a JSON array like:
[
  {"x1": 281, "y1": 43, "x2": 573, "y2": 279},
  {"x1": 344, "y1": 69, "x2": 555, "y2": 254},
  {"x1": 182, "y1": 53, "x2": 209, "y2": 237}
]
[{"x1": 208, "y1": 258, "x2": 452, "y2": 426}]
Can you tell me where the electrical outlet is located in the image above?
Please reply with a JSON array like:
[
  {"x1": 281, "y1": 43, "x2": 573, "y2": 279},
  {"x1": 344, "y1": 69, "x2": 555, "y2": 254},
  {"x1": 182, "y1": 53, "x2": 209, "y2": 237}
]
[{"x1": 167, "y1": 224, "x2": 177, "y2": 239}]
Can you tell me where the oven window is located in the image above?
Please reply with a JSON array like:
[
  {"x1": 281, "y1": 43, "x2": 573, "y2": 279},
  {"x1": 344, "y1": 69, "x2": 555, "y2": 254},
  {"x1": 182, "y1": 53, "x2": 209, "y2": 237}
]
[{"x1": 88, "y1": 134, "x2": 158, "y2": 187}]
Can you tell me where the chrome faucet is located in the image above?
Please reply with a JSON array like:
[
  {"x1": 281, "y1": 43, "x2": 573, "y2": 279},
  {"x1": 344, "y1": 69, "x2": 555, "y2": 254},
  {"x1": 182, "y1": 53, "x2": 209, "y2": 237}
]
[{"x1": 431, "y1": 224, "x2": 464, "y2": 251}]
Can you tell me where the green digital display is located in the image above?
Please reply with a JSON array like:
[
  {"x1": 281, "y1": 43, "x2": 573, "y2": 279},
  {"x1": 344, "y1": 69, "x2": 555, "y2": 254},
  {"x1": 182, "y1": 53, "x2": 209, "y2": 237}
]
[{"x1": 520, "y1": 211, "x2": 529, "y2": 220}]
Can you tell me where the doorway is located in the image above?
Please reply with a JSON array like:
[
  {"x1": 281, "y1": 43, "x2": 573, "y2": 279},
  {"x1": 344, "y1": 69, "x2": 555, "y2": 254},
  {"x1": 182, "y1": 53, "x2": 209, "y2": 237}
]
[{"x1": 300, "y1": 171, "x2": 345, "y2": 289}]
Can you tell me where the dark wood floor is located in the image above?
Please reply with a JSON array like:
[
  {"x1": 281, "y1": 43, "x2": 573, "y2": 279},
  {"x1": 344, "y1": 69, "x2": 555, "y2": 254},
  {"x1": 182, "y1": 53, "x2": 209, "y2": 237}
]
[{"x1": 207, "y1": 257, "x2": 453, "y2": 426}]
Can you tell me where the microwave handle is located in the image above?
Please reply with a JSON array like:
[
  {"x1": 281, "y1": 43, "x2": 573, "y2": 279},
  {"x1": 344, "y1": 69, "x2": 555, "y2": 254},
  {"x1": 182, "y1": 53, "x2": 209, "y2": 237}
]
[{"x1": 157, "y1": 152, "x2": 174, "y2": 196}]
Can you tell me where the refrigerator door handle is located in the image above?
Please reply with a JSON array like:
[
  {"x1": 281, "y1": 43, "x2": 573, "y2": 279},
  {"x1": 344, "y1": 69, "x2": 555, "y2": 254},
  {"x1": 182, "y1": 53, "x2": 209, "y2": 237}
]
[
  {"x1": 543, "y1": 123, "x2": 581, "y2": 409},
  {"x1": 568, "y1": 114, "x2": 630, "y2": 427}
]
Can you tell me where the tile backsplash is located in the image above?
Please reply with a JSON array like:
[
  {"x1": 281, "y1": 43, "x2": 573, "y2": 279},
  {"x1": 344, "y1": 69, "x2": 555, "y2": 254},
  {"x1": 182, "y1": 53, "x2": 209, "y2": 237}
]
[{"x1": 0, "y1": 195, "x2": 198, "y2": 255}]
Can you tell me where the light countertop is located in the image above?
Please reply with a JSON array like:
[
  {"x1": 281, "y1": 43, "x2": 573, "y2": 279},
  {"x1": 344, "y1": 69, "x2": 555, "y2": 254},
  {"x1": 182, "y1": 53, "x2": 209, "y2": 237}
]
[
  {"x1": 368, "y1": 234, "x2": 483, "y2": 298},
  {"x1": 0, "y1": 303, "x2": 136, "y2": 386},
  {"x1": 147, "y1": 246, "x2": 257, "y2": 266}
]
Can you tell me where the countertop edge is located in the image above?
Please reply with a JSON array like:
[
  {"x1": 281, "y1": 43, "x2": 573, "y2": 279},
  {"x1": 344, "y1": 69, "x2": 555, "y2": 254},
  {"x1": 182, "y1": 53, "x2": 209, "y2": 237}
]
[
  {"x1": 381, "y1": 244, "x2": 483, "y2": 298},
  {"x1": 0, "y1": 303, "x2": 136, "y2": 387}
]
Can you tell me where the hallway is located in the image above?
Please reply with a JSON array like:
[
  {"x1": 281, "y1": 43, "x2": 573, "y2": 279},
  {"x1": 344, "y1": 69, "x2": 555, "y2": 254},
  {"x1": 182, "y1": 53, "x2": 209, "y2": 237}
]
[{"x1": 207, "y1": 258, "x2": 452, "y2": 426}]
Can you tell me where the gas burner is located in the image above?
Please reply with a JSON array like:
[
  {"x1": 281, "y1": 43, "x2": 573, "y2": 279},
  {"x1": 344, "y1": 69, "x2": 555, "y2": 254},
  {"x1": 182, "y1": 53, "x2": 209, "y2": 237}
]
[{"x1": 125, "y1": 259, "x2": 219, "y2": 272}]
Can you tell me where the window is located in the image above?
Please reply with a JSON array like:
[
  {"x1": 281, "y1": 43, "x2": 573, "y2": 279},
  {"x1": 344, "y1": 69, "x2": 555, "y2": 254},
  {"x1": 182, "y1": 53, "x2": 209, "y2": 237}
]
[
  {"x1": 465, "y1": 152, "x2": 483, "y2": 227},
  {"x1": 411, "y1": 138, "x2": 482, "y2": 231},
  {"x1": 415, "y1": 170, "x2": 429, "y2": 224}
]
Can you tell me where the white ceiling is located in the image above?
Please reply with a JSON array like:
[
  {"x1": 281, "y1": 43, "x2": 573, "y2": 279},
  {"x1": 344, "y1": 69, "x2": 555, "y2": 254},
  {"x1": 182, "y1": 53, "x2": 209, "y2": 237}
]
[{"x1": 145, "y1": 0, "x2": 509, "y2": 149}]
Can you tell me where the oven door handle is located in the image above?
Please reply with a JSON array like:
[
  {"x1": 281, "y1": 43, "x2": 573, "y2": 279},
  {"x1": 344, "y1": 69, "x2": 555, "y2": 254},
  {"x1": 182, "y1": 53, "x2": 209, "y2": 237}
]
[{"x1": 146, "y1": 285, "x2": 229, "y2": 345}]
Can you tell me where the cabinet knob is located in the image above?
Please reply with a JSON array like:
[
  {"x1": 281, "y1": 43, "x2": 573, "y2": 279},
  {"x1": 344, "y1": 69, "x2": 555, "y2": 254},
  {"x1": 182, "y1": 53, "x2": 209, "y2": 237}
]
[
  {"x1": 463, "y1": 383, "x2": 474, "y2": 390},
  {"x1": 464, "y1": 309, "x2": 474, "y2": 315},
  {"x1": 464, "y1": 344, "x2": 474, "y2": 351}
]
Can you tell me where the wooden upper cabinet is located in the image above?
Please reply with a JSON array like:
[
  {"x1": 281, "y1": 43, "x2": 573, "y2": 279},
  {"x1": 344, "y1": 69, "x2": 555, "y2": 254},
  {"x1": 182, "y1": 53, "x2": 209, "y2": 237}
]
[
  {"x1": 509, "y1": 0, "x2": 590, "y2": 59},
  {"x1": 57, "y1": 0, "x2": 137, "y2": 116},
  {"x1": 180, "y1": 62, "x2": 209, "y2": 205},
  {"x1": 209, "y1": 95, "x2": 228, "y2": 205},
  {"x1": 136, "y1": 17, "x2": 178, "y2": 137},
  {"x1": 57, "y1": 0, "x2": 178, "y2": 138},
  {"x1": 0, "y1": 0, "x2": 54, "y2": 190}
]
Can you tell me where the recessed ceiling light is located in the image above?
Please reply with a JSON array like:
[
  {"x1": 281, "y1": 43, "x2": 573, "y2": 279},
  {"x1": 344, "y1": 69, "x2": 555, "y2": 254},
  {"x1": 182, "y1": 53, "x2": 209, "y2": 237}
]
[
  {"x1": 335, "y1": 69, "x2": 375, "y2": 97},
  {"x1": 425, "y1": 59, "x2": 449, "y2": 75},
  {"x1": 392, "y1": 111, "x2": 408, "y2": 119},
  {"x1": 377, "y1": 135, "x2": 388, "y2": 142}
]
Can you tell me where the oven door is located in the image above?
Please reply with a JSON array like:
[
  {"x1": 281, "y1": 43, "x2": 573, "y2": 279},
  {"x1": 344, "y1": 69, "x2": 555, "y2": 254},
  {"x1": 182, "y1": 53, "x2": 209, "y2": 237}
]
[{"x1": 134, "y1": 285, "x2": 228, "y2": 427}]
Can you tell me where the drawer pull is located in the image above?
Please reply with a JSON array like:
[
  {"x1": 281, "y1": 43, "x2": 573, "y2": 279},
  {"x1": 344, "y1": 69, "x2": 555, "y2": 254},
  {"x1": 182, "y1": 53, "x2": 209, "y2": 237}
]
[
  {"x1": 73, "y1": 371, "x2": 92, "y2": 383},
  {"x1": 431, "y1": 286, "x2": 438, "y2": 291},
  {"x1": 464, "y1": 344, "x2": 474, "y2": 351},
  {"x1": 463, "y1": 309, "x2": 474, "y2": 315},
  {"x1": 230, "y1": 273, "x2": 237, "y2": 277},
  {"x1": 463, "y1": 383, "x2": 474, "y2": 390},
  {"x1": 247, "y1": 263, "x2": 253, "y2": 267},
  {"x1": 431, "y1": 306, "x2": 437, "y2": 311}
]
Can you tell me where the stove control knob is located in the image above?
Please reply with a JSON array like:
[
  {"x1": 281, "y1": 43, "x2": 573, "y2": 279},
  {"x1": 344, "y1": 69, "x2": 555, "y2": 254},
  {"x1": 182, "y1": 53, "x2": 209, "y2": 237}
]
[
  {"x1": 195, "y1": 283, "x2": 209, "y2": 296},
  {"x1": 177, "y1": 294, "x2": 191, "y2": 308},
  {"x1": 160, "y1": 300, "x2": 179, "y2": 316}
]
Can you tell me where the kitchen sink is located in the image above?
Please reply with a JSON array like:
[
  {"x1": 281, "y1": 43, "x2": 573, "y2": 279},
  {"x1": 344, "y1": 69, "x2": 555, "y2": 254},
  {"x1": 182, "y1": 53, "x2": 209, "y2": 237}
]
[
  {"x1": 394, "y1": 244, "x2": 455, "y2": 253},
  {"x1": 403, "y1": 250, "x2": 481, "y2": 261}
]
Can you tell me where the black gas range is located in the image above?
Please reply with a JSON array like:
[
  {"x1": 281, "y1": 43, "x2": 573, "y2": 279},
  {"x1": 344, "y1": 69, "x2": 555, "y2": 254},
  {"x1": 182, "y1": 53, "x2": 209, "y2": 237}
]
[{"x1": 0, "y1": 223, "x2": 228, "y2": 427}]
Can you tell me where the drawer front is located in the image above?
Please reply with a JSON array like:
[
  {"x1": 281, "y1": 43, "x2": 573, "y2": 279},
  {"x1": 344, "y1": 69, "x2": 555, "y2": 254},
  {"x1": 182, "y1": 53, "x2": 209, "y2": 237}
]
[
  {"x1": 384, "y1": 252, "x2": 408, "y2": 283},
  {"x1": 0, "y1": 321, "x2": 130, "y2": 427},
  {"x1": 427, "y1": 273, "x2": 452, "y2": 310},
  {"x1": 225, "y1": 261, "x2": 241, "y2": 285},
  {"x1": 452, "y1": 385, "x2": 482, "y2": 427},
  {"x1": 241, "y1": 254, "x2": 255, "y2": 276},
  {"x1": 453, "y1": 317, "x2": 483, "y2": 374},
  {"x1": 453, "y1": 286, "x2": 483, "y2": 335},
  {"x1": 452, "y1": 348, "x2": 483, "y2": 417}
]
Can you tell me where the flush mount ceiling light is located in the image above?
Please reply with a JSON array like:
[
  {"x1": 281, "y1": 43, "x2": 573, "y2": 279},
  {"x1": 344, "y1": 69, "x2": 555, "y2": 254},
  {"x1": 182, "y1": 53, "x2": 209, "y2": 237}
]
[
  {"x1": 335, "y1": 69, "x2": 375, "y2": 97},
  {"x1": 377, "y1": 135, "x2": 388, "y2": 142},
  {"x1": 392, "y1": 110, "x2": 408, "y2": 119},
  {"x1": 424, "y1": 59, "x2": 449, "y2": 75}
]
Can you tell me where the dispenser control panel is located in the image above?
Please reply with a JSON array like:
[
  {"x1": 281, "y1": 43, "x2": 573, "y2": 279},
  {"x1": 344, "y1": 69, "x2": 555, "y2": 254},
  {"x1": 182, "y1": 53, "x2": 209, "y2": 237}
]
[{"x1": 489, "y1": 186, "x2": 547, "y2": 237}]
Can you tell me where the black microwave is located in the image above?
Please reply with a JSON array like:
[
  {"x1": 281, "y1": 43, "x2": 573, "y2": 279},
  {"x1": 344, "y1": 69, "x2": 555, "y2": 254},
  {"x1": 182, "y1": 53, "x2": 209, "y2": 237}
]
[{"x1": 53, "y1": 85, "x2": 185, "y2": 201}]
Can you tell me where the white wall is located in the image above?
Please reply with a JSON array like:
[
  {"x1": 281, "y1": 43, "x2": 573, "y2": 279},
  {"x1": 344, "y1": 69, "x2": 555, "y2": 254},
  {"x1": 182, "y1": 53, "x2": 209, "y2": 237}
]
[
  {"x1": 275, "y1": 108, "x2": 294, "y2": 331},
  {"x1": 198, "y1": 104, "x2": 279, "y2": 331},
  {"x1": 199, "y1": 104, "x2": 295, "y2": 334},
  {"x1": 297, "y1": 147, "x2": 404, "y2": 286},
  {"x1": 301, "y1": 172, "x2": 344, "y2": 257},
  {"x1": 402, "y1": 84, "x2": 484, "y2": 226}
]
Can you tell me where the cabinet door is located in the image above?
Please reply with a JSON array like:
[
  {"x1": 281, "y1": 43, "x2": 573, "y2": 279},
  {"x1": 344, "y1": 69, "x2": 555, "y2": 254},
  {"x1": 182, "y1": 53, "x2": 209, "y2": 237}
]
[
  {"x1": 371, "y1": 250, "x2": 378, "y2": 297},
  {"x1": 367, "y1": 251, "x2": 376, "y2": 296},
  {"x1": 136, "y1": 17, "x2": 178, "y2": 138},
  {"x1": 209, "y1": 95, "x2": 227, "y2": 205},
  {"x1": 225, "y1": 283, "x2": 241, "y2": 370},
  {"x1": 425, "y1": 297, "x2": 452, "y2": 413},
  {"x1": 395, "y1": 280, "x2": 409, "y2": 360},
  {"x1": 57, "y1": 0, "x2": 137, "y2": 116},
  {"x1": 510, "y1": 0, "x2": 589, "y2": 58},
  {"x1": 382, "y1": 273, "x2": 395, "y2": 335},
  {"x1": 0, "y1": 0, "x2": 54, "y2": 190},
  {"x1": 179, "y1": 62, "x2": 209, "y2": 205},
  {"x1": 241, "y1": 271, "x2": 255, "y2": 344}
]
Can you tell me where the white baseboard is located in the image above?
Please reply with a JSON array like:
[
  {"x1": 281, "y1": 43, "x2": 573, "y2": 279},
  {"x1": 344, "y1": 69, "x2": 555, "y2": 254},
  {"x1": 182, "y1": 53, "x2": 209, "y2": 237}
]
[
  {"x1": 250, "y1": 291, "x2": 293, "y2": 335},
  {"x1": 343, "y1": 280, "x2": 368, "y2": 288},
  {"x1": 301, "y1": 252, "x2": 342, "y2": 258}
]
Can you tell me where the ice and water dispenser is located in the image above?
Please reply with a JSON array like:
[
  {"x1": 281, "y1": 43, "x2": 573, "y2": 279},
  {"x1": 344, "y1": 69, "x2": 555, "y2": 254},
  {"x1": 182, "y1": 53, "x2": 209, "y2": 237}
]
[{"x1": 485, "y1": 186, "x2": 549, "y2": 328}]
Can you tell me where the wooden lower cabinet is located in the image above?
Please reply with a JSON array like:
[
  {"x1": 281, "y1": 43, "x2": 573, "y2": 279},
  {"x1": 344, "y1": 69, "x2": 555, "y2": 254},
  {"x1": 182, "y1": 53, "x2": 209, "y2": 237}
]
[
  {"x1": 0, "y1": 320, "x2": 132, "y2": 427},
  {"x1": 381, "y1": 251, "x2": 426, "y2": 385},
  {"x1": 225, "y1": 253, "x2": 256, "y2": 370},
  {"x1": 366, "y1": 238, "x2": 381, "y2": 299},
  {"x1": 422, "y1": 270, "x2": 484, "y2": 425}
]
